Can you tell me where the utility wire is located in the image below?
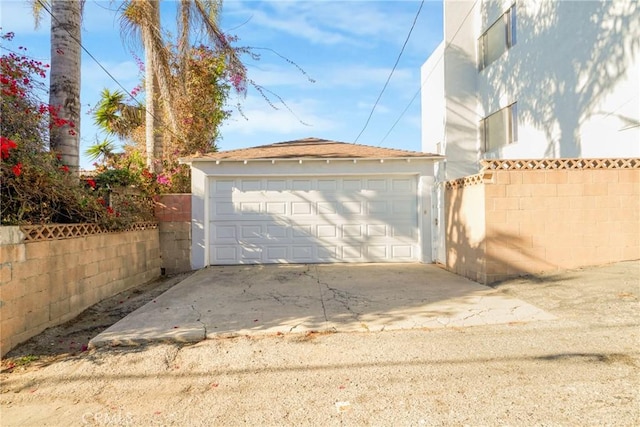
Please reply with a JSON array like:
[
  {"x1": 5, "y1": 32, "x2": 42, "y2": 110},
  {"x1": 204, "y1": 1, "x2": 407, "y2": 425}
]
[
  {"x1": 379, "y1": 0, "x2": 479, "y2": 146},
  {"x1": 354, "y1": 0, "x2": 424, "y2": 143}
]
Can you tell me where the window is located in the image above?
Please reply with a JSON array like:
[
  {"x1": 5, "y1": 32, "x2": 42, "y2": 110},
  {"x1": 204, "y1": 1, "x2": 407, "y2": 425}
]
[
  {"x1": 478, "y1": 4, "x2": 516, "y2": 70},
  {"x1": 481, "y1": 103, "x2": 518, "y2": 152}
]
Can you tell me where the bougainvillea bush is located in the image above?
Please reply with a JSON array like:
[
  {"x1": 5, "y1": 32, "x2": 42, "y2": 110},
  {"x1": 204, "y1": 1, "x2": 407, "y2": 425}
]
[{"x1": 0, "y1": 33, "x2": 152, "y2": 228}]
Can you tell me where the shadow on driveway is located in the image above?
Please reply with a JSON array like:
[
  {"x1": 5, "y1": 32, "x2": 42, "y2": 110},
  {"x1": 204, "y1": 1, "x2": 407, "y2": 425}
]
[{"x1": 90, "y1": 264, "x2": 554, "y2": 348}]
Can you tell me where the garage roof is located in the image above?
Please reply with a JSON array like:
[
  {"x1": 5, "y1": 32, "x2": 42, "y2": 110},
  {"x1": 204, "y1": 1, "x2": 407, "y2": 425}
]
[{"x1": 182, "y1": 137, "x2": 441, "y2": 162}]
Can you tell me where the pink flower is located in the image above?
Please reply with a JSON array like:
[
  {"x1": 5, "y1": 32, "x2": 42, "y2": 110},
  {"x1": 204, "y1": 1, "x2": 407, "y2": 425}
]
[{"x1": 156, "y1": 174, "x2": 170, "y2": 186}]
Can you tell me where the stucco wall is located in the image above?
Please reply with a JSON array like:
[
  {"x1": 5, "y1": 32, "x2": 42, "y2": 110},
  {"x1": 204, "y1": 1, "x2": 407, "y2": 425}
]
[
  {"x1": 479, "y1": 0, "x2": 640, "y2": 160},
  {"x1": 154, "y1": 194, "x2": 192, "y2": 274},
  {"x1": 0, "y1": 227, "x2": 160, "y2": 356},
  {"x1": 422, "y1": 0, "x2": 640, "y2": 180},
  {"x1": 445, "y1": 165, "x2": 640, "y2": 283}
]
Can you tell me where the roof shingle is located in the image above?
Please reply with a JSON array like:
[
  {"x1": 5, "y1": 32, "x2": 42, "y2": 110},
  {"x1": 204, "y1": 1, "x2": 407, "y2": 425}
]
[{"x1": 185, "y1": 137, "x2": 440, "y2": 161}]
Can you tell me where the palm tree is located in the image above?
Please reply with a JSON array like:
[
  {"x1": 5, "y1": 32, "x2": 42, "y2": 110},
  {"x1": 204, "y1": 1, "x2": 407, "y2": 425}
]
[
  {"x1": 85, "y1": 138, "x2": 117, "y2": 164},
  {"x1": 93, "y1": 88, "x2": 143, "y2": 140},
  {"x1": 33, "y1": 0, "x2": 83, "y2": 173},
  {"x1": 120, "y1": 0, "x2": 247, "y2": 171}
]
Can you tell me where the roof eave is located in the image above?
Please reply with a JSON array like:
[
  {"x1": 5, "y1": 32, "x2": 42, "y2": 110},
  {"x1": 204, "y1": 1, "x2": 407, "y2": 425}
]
[{"x1": 180, "y1": 155, "x2": 444, "y2": 165}]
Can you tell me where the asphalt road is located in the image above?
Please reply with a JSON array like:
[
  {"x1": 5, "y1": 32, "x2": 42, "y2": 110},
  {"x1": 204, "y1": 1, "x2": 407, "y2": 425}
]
[{"x1": 1, "y1": 261, "x2": 638, "y2": 426}]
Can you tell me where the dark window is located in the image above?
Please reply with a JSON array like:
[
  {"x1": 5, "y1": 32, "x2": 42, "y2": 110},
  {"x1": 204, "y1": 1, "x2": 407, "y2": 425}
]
[
  {"x1": 479, "y1": 4, "x2": 516, "y2": 70},
  {"x1": 481, "y1": 102, "x2": 518, "y2": 152}
]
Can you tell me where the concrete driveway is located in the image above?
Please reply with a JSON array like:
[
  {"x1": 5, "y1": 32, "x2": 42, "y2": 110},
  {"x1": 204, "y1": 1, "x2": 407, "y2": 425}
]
[{"x1": 90, "y1": 264, "x2": 554, "y2": 348}]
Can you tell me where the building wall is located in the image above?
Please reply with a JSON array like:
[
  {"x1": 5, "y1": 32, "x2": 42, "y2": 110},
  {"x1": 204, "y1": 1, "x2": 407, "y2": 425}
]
[
  {"x1": 479, "y1": 0, "x2": 640, "y2": 160},
  {"x1": 445, "y1": 161, "x2": 640, "y2": 284},
  {"x1": 154, "y1": 194, "x2": 192, "y2": 274},
  {"x1": 422, "y1": 0, "x2": 640, "y2": 180},
  {"x1": 421, "y1": 41, "x2": 445, "y2": 155},
  {"x1": 442, "y1": 0, "x2": 482, "y2": 179},
  {"x1": 0, "y1": 227, "x2": 161, "y2": 356}
]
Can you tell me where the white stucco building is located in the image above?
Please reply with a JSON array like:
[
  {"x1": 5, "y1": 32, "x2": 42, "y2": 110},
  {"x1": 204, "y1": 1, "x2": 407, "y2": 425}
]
[{"x1": 421, "y1": 0, "x2": 640, "y2": 181}]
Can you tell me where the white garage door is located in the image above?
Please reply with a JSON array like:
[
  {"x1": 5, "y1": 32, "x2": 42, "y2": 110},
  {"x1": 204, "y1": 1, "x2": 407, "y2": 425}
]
[{"x1": 208, "y1": 175, "x2": 419, "y2": 264}]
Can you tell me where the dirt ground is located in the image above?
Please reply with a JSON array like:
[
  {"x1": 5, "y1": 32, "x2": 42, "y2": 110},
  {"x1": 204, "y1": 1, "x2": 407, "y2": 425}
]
[
  {"x1": 1, "y1": 272, "x2": 194, "y2": 372},
  {"x1": 1, "y1": 261, "x2": 638, "y2": 426}
]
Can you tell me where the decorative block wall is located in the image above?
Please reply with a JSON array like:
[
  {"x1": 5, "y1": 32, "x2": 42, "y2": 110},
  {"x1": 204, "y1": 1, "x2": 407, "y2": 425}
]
[
  {"x1": 0, "y1": 225, "x2": 161, "y2": 356},
  {"x1": 154, "y1": 194, "x2": 192, "y2": 274},
  {"x1": 445, "y1": 158, "x2": 640, "y2": 283}
]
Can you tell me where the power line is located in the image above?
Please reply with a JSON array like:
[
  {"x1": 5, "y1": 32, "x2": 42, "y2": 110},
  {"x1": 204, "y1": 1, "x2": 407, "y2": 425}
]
[
  {"x1": 379, "y1": 0, "x2": 480, "y2": 146},
  {"x1": 354, "y1": 0, "x2": 424, "y2": 143}
]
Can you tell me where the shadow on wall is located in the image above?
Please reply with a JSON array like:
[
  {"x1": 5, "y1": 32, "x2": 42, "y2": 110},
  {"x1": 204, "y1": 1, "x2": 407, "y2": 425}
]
[
  {"x1": 482, "y1": 0, "x2": 640, "y2": 157},
  {"x1": 207, "y1": 176, "x2": 423, "y2": 265},
  {"x1": 443, "y1": 43, "x2": 484, "y2": 179},
  {"x1": 445, "y1": 179, "x2": 553, "y2": 284}
]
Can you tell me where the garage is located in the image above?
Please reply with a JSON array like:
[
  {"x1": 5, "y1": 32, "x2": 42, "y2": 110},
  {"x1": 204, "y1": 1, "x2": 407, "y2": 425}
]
[{"x1": 183, "y1": 138, "x2": 440, "y2": 268}]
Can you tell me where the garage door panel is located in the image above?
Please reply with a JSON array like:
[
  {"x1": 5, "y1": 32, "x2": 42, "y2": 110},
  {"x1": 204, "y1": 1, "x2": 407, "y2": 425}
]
[
  {"x1": 367, "y1": 245, "x2": 387, "y2": 258},
  {"x1": 214, "y1": 225, "x2": 236, "y2": 239},
  {"x1": 292, "y1": 225, "x2": 313, "y2": 238},
  {"x1": 317, "y1": 245, "x2": 338, "y2": 259},
  {"x1": 317, "y1": 202, "x2": 338, "y2": 215},
  {"x1": 241, "y1": 247, "x2": 262, "y2": 260},
  {"x1": 391, "y1": 224, "x2": 418, "y2": 239},
  {"x1": 266, "y1": 179, "x2": 287, "y2": 191},
  {"x1": 215, "y1": 202, "x2": 235, "y2": 215},
  {"x1": 392, "y1": 178, "x2": 414, "y2": 191},
  {"x1": 343, "y1": 224, "x2": 362, "y2": 237},
  {"x1": 342, "y1": 201, "x2": 363, "y2": 214},
  {"x1": 266, "y1": 246, "x2": 287, "y2": 261},
  {"x1": 317, "y1": 224, "x2": 338, "y2": 238},
  {"x1": 392, "y1": 245, "x2": 413, "y2": 258},
  {"x1": 266, "y1": 202, "x2": 286, "y2": 214},
  {"x1": 208, "y1": 176, "x2": 419, "y2": 264},
  {"x1": 266, "y1": 224, "x2": 288, "y2": 239},
  {"x1": 318, "y1": 179, "x2": 338, "y2": 191},
  {"x1": 213, "y1": 180, "x2": 235, "y2": 194},
  {"x1": 292, "y1": 246, "x2": 313, "y2": 260},
  {"x1": 343, "y1": 246, "x2": 363, "y2": 259},
  {"x1": 239, "y1": 202, "x2": 261, "y2": 214},
  {"x1": 367, "y1": 201, "x2": 388, "y2": 214},
  {"x1": 367, "y1": 224, "x2": 387, "y2": 237},
  {"x1": 292, "y1": 179, "x2": 312, "y2": 191},
  {"x1": 240, "y1": 225, "x2": 262, "y2": 239},
  {"x1": 291, "y1": 202, "x2": 313, "y2": 215},
  {"x1": 213, "y1": 246, "x2": 237, "y2": 262}
]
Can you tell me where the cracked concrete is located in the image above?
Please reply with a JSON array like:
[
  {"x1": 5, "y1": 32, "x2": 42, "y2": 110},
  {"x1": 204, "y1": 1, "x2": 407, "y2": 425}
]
[{"x1": 90, "y1": 264, "x2": 555, "y2": 348}]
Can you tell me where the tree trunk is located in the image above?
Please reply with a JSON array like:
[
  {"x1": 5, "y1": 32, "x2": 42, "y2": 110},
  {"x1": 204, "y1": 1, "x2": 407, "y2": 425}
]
[
  {"x1": 142, "y1": 0, "x2": 163, "y2": 172},
  {"x1": 49, "y1": 0, "x2": 81, "y2": 173},
  {"x1": 144, "y1": 36, "x2": 156, "y2": 171}
]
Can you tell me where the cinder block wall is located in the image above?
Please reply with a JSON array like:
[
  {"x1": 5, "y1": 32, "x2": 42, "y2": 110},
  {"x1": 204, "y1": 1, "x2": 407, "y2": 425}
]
[
  {"x1": 445, "y1": 179, "x2": 486, "y2": 283},
  {"x1": 445, "y1": 163, "x2": 640, "y2": 284},
  {"x1": 154, "y1": 194, "x2": 192, "y2": 274},
  {"x1": 0, "y1": 227, "x2": 161, "y2": 356},
  {"x1": 484, "y1": 168, "x2": 639, "y2": 282}
]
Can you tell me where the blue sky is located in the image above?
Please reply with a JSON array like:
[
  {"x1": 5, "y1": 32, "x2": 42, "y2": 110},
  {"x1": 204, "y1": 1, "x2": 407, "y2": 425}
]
[{"x1": 2, "y1": 0, "x2": 443, "y2": 169}]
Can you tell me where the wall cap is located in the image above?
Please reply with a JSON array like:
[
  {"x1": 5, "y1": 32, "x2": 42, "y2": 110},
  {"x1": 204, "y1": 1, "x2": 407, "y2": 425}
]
[
  {"x1": 0, "y1": 226, "x2": 26, "y2": 245},
  {"x1": 481, "y1": 158, "x2": 640, "y2": 171}
]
